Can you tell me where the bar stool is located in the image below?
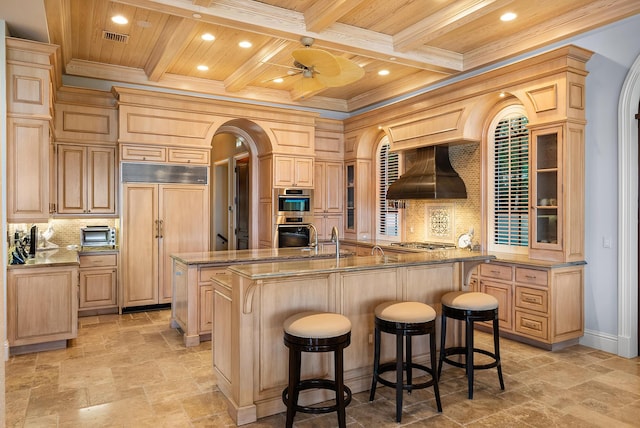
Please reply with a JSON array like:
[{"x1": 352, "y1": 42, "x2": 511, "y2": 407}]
[
  {"x1": 369, "y1": 301, "x2": 442, "y2": 422},
  {"x1": 438, "y1": 291, "x2": 505, "y2": 399},
  {"x1": 282, "y1": 311, "x2": 352, "y2": 428}
]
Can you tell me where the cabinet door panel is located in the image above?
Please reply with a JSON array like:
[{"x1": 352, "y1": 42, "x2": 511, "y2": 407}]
[
  {"x1": 87, "y1": 147, "x2": 116, "y2": 214},
  {"x1": 324, "y1": 162, "x2": 343, "y2": 212},
  {"x1": 57, "y1": 145, "x2": 85, "y2": 214},
  {"x1": 122, "y1": 184, "x2": 159, "y2": 307},
  {"x1": 158, "y1": 185, "x2": 210, "y2": 303},
  {"x1": 481, "y1": 280, "x2": 512, "y2": 331},
  {"x1": 80, "y1": 269, "x2": 117, "y2": 308}
]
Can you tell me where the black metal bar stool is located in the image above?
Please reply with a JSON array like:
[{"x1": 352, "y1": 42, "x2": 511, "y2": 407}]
[
  {"x1": 438, "y1": 291, "x2": 505, "y2": 399},
  {"x1": 369, "y1": 301, "x2": 442, "y2": 422},
  {"x1": 282, "y1": 311, "x2": 352, "y2": 428}
]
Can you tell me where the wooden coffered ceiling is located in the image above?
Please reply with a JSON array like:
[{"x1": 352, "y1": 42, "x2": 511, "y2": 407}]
[{"x1": 28, "y1": 0, "x2": 640, "y2": 112}]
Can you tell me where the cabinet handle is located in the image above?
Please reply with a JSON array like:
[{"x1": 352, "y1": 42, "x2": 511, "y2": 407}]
[
  {"x1": 155, "y1": 220, "x2": 159, "y2": 238},
  {"x1": 490, "y1": 270, "x2": 502, "y2": 275},
  {"x1": 159, "y1": 220, "x2": 164, "y2": 238},
  {"x1": 525, "y1": 274, "x2": 538, "y2": 279},
  {"x1": 523, "y1": 296, "x2": 539, "y2": 303},
  {"x1": 522, "y1": 320, "x2": 541, "y2": 330}
]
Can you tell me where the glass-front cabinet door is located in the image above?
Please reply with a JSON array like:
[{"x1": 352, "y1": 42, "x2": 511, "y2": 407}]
[
  {"x1": 345, "y1": 163, "x2": 355, "y2": 231},
  {"x1": 531, "y1": 126, "x2": 562, "y2": 249}
]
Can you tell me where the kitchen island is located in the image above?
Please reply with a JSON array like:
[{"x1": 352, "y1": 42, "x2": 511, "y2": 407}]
[
  {"x1": 214, "y1": 250, "x2": 493, "y2": 425},
  {"x1": 170, "y1": 247, "x2": 352, "y2": 346}
]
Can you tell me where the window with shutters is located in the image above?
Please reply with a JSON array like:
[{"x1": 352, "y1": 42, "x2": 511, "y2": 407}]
[
  {"x1": 487, "y1": 106, "x2": 530, "y2": 253},
  {"x1": 376, "y1": 136, "x2": 401, "y2": 240}
]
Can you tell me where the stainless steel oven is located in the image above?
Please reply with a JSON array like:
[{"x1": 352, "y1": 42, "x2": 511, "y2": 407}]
[
  {"x1": 275, "y1": 215, "x2": 314, "y2": 248},
  {"x1": 276, "y1": 188, "x2": 313, "y2": 216}
]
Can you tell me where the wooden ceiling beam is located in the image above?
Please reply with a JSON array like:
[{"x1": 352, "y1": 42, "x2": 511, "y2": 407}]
[
  {"x1": 144, "y1": 15, "x2": 199, "y2": 81},
  {"x1": 192, "y1": 0, "x2": 214, "y2": 7},
  {"x1": 393, "y1": 0, "x2": 514, "y2": 53},
  {"x1": 114, "y1": 0, "x2": 463, "y2": 72},
  {"x1": 224, "y1": 39, "x2": 291, "y2": 92},
  {"x1": 303, "y1": 0, "x2": 367, "y2": 33}
]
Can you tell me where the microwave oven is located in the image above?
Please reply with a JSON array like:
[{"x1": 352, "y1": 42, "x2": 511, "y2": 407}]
[
  {"x1": 81, "y1": 226, "x2": 116, "y2": 248},
  {"x1": 276, "y1": 188, "x2": 313, "y2": 215}
]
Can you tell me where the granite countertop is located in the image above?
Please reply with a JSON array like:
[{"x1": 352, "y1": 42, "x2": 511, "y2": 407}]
[
  {"x1": 227, "y1": 250, "x2": 494, "y2": 280},
  {"x1": 7, "y1": 248, "x2": 79, "y2": 269},
  {"x1": 171, "y1": 247, "x2": 352, "y2": 265}
]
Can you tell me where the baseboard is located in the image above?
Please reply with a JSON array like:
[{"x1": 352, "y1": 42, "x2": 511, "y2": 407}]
[{"x1": 579, "y1": 329, "x2": 619, "y2": 355}]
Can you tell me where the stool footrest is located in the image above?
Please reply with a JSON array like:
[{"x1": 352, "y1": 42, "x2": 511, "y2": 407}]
[
  {"x1": 375, "y1": 362, "x2": 437, "y2": 391},
  {"x1": 441, "y1": 346, "x2": 501, "y2": 370},
  {"x1": 282, "y1": 379, "x2": 352, "y2": 415}
]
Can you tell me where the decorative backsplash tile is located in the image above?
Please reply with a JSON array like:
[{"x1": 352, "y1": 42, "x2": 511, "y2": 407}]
[{"x1": 8, "y1": 218, "x2": 118, "y2": 248}]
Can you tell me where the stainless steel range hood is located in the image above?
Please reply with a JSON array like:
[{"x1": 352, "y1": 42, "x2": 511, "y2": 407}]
[{"x1": 386, "y1": 145, "x2": 467, "y2": 201}]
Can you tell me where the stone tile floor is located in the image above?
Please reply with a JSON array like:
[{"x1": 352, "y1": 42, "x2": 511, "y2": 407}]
[{"x1": 4, "y1": 309, "x2": 640, "y2": 427}]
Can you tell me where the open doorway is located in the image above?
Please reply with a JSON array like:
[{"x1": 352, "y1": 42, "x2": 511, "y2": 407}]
[{"x1": 211, "y1": 133, "x2": 251, "y2": 250}]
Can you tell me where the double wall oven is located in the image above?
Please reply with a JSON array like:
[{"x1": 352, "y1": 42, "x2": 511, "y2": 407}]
[{"x1": 274, "y1": 188, "x2": 314, "y2": 248}]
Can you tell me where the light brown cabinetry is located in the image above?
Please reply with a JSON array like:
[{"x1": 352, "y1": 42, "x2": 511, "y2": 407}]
[
  {"x1": 120, "y1": 144, "x2": 210, "y2": 165},
  {"x1": 7, "y1": 118, "x2": 51, "y2": 222},
  {"x1": 343, "y1": 160, "x2": 372, "y2": 240},
  {"x1": 313, "y1": 161, "x2": 344, "y2": 240},
  {"x1": 529, "y1": 124, "x2": 584, "y2": 262},
  {"x1": 79, "y1": 253, "x2": 118, "y2": 312},
  {"x1": 473, "y1": 261, "x2": 584, "y2": 349},
  {"x1": 7, "y1": 266, "x2": 78, "y2": 352},
  {"x1": 122, "y1": 184, "x2": 209, "y2": 308},
  {"x1": 273, "y1": 155, "x2": 314, "y2": 188},
  {"x1": 56, "y1": 144, "x2": 116, "y2": 215}
]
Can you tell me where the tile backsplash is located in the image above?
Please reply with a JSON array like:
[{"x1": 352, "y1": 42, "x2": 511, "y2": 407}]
[
  {"x1": 8, "y1": 218, "x2": 118, "y2": 248},
  {"x1": 403, "y1": 143, "x2": 481, "y2": 245}
]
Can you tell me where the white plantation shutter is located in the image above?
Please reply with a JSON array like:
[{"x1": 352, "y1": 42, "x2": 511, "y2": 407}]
[
  {"x1": 378, "y1": 140, "x2": 400, "y2": 237},
  {"x1": 493, "y1": 115, "x2": 529, "y2": 247}
]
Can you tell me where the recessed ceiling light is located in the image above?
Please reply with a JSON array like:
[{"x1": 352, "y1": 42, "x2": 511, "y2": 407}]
[
  {"x1": 111, "y1": 15, "x2": 128, "y2": 25},
  {"x1": 499, "y1": 91, "x2": 505, "y2": 98},
  {"x1": 201, "y1": 33, "x2": 215, "y2": 41},
  {"x1": 389, "y1": 57, "x2": 397, "y2": 61},
  {"x1": 378, "y1": 69, "x2": 390, "y2": 76},
  {"x1": 273, "y1": 78, "x2": 284, "y2": 83},
  {"x1": 192, "y1": 13, "x2": 202, "y2": 19},
  {"x1": 197, "y1": 65, "x2": 209, "y2": 71},
  {"x1": 239, "y1": 41, "x2": 252, "y2": 48},
  {"x1": 500, "y1": 12, "x2": 517, "y2": 22}
]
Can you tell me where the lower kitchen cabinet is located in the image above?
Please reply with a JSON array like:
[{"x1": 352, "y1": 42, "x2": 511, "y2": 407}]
[
  {"x1": 472, "y1": 260, "x2": 584, "y2": 349},
  {"x1": 7, "y1": 265, "x2": 79, "y2": 353},
  {"x1": 313, "y1": 214, "x2": 343, "y2": 241},
  {"x1": 79, "y1": 253, "x2": 118, "y2": 313}
]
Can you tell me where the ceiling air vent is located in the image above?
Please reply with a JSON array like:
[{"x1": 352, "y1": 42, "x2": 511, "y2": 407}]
[{"x1": 102, "y1": 30, "x2": 129, "y2": 43}]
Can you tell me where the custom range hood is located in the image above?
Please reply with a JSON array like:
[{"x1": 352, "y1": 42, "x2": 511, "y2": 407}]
[{"x1": 386, "y1": 145, "x2": 467, "y2": 202}]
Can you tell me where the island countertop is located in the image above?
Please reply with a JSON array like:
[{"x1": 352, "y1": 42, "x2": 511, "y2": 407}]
[
  {"x1": 170, "y1": 247, "x2": 351, "y2": 265},
  {"x1": 227, "y1": 249, "x2": 494, "y2": 280}
]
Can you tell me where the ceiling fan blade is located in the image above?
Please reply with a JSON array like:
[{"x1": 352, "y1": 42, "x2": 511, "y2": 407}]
[
  {"x1": 291, "y1": 76, "x2": 327, "y2": 100},
  {"x1": 292, "y1": 48, "x2": 341, "y2": 77},
  {"x1": 316, "y1": 56, "x2": 365, "y2": 87}
]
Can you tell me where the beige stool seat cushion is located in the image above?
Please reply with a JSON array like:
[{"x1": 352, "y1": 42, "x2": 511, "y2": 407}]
[
  {"x1": 374, "y1": 301, "x2": 436, "y2": 323},
  {"x1": 441, "y1": 291, "x2": 498, "y2": 311},
  {"x1": 284, "y1": 311, "x2": 352, "y2": 339}
]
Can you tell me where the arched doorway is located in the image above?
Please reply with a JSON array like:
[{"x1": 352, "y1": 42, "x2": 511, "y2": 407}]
[
  {"x1": 618, "y1": 53, "x2": 640, "y2": 358},
  {"x1": 211, "y1": 120, "x2": 270, "y2": 250}
]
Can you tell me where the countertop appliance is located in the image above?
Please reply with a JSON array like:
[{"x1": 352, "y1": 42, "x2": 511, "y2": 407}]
[{"x1": 81, "y1": 226, "x2": 116, "y2": 248}]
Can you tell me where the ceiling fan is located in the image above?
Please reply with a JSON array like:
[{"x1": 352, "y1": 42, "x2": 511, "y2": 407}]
[{"x1": 272, "y1": 37, "x2": 365, "y2": 99}]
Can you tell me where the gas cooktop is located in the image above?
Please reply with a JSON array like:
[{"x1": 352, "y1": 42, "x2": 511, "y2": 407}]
[{"x1": 390, "y1": 242, "x2": 457, "y2": 250}]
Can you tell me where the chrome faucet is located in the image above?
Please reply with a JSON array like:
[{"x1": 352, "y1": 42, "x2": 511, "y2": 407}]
[
  {"x1": 330, "y1": 226, "x2": 340, "y2": 259},
  {"x1": 371, "y1": 245, "x2": 385, "y2": 256},
  {"x1": 308, "y1": 224, "x2": 319, "y2": 254}
]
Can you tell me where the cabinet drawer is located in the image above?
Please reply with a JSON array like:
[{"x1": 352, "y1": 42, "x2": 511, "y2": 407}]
[
  {"x1": 515, "y1": 286, "x2": 548, "y2": 313},
  {"x1": 120, "y1": 145, "x2": 166, "y2": 162},
  {"x1": 515, "y1": 310, "x2": 549, "y2": 341},
  {"x1": 479, "y1": 263, "x2": 512, "y2": 281},
  {"x1": 168, "y1": 148, "x2": 210, "y2": 165},
  {"x1": 79, "y1": 254, "x2": 117, "y2": 268},
  {"x1": 515, "y1": 267, "x2": 548, "y2": 287},
  {"x1": 199, "y1": 266, "x2": 228, "y2": 283}
]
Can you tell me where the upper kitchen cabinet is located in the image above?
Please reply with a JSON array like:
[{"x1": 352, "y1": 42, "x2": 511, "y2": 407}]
[
  {"x1": 314, "y1": 161, "x2": 343, "y2": 213},
  {"x1": 56, "y1": 144, "x2": 116, "y2": 215},
  {"x1": 273, "y1": 155, "x2": 314, "y2": 188},
  {"x1": 529, "y1": 122, "x2": 585, "y2": 262},
  {"x1": 6, "y1": 39, "x2": 57, "y2": 223},
  {"x1": 53, "y1": 89, "x2": 119, "y2": 216}
]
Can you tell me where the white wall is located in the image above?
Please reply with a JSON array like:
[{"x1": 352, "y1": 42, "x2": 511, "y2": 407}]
[{"x1": 570, "y1": 15, "x2": 640, "y2": 347}]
